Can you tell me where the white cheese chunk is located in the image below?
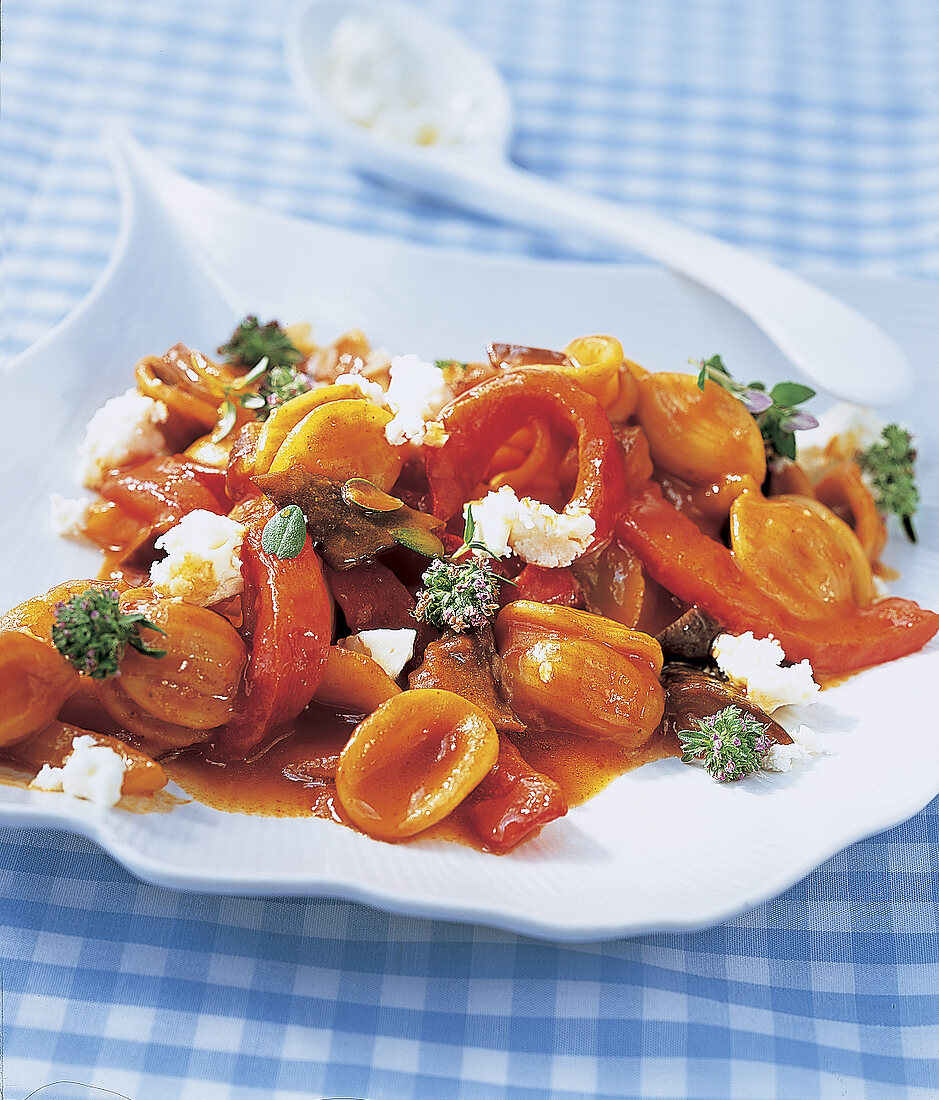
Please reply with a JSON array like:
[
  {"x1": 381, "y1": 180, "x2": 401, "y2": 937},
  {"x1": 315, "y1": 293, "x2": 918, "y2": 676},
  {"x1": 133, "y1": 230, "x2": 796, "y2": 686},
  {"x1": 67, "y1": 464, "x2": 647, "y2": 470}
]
[
  {"x1": 344, "y1": 628, "x2": 417, "y2": 680},
  {"x1": 334, "y1": 371, "x2": 389, "y2": 406},
  {"x1": 465, "y1": 485, "x2": 517, "y2": 557},
  {"x1": 465, "y1": 485, "x2": 596, "y2": 568},
  {"x1": 764, "y1": 724, "x2": 829, "y2": 773},
  {"x1": 509, "y1": 497, "x2": 596, "y2": 569},
  {"x1": 150, "y1": 510, "x2": 246, "y2": 606},
  {"x1": 77, "y1": 388, "x2": 169, "y2": 489},
  {"x1": 49, "y1": 493, "x2": 92, "y2": 539},
  {"x1": 30, "y1": 735, "x2": 126, "y2": 808},
  {"x1": 383, "y1": 354, "x2": 454, "y2": 446},
  {"x1": 712, "y1": 632, "x2": 819, "y2": 713}
]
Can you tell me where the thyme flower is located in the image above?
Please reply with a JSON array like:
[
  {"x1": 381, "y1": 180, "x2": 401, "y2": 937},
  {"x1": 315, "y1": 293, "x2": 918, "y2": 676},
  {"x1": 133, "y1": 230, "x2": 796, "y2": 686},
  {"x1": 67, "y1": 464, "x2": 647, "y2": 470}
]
[
  {"x1": 677, "y1": 705, "x2": 775, "y2": 782},
  {"x1": 413, "y1": 558, "x2": 502, "y2": 633},
  {"x1": 258, "y1": 363, "x2": 312, "y2": 412},
  {"x1": 51, "y1": 588, "x2": 166, "y2": 680}
]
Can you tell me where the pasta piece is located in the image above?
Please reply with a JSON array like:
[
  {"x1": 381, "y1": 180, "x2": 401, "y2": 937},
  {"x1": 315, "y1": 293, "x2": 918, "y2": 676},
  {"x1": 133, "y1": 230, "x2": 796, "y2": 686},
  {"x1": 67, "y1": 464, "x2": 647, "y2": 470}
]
[
  {"x1": 267, "y1": 399, "x2": 404, "y2": 489},
  {"x1": 315, "y1": 645, "x2": 401, "y2": 713},
  {"x1": 336, "y1": 689, "x2": 499, "y2": 840},
  {"x1": 97, "y1": 590, "x2": 248, "y2": 753},
  {"x1": 636, "y1": 371, "x2": 766, "y2": 505},
  {"x1": 495, "y1": 601, "x2": 664, "y2": 747},
  {"x1": 0, "y1": 632, "x2": 80, "y2": 748},
  {"x1": 729, "y1": 492, "x2": 874, "y2": 616}
]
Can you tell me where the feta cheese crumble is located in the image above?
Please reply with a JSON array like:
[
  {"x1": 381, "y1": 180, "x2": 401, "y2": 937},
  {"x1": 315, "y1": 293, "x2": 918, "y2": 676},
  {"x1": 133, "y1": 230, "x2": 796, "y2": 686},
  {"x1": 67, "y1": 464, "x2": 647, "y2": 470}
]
[
  {"x1": 465, "y1": 485, "x2": 595, "y2": 568},
  {"x1": 150, "y1": 510, "x2": 246, "y2": 606},
  {"x1": 764, "y1": 724, "x2": 830, "y2": 773},
  {"x1": 77, "y1": 388, "x2": 169, "y2": 489},
  {"x1": 712, "y1": 632, "x2": 819, "y2": 713},
  {"x1": 30, "y1": 735, "x2": 127, "y2": 808},
  {"x1": 344, "y1": 628, "x2": 417, "y2": 680},
  {"x1": 49, "y1": 493, "x2": 92, "y2": 539},
  {"x1": 335, "y1": 371, "x2": 389, "y2": 407},
  {"x1": 383, "y1": 354, "x2": 453, "y2": 446},
  {"x1": 335, "y1": 356, "x2": 452, "y2": 447}
]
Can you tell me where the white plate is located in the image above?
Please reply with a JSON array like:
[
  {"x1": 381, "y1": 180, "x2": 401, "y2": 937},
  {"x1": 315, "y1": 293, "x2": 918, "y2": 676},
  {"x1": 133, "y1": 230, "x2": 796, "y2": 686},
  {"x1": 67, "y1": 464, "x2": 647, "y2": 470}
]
[{"x1": 2, "y1": 130, "x2": 937, "y2": 942}]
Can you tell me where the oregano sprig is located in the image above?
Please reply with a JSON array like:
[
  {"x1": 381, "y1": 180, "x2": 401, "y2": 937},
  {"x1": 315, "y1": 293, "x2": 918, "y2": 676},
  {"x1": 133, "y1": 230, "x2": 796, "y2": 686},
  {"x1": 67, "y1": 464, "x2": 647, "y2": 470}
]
[
  {"x1": 211, "y1": 358, "x2": 269, "y2": 443},
  {"x1": 694, "y1": 354, "x2": 818, "y2": 462},
  {"x1": 857, "y1": 423, "x2": 919, "y2": 542},
  {"x1": 213, "y1": 317, "x2": 312, "y2": 441},
  {"x1": 219, "y1": 315, "x2": 303, "y2": 372},
  {"x1": 51, "y1": 588, "x2": 166, "y2": 680},
  {"x1": 677, "y1": 704, "x2": 775, "y2": 782}
]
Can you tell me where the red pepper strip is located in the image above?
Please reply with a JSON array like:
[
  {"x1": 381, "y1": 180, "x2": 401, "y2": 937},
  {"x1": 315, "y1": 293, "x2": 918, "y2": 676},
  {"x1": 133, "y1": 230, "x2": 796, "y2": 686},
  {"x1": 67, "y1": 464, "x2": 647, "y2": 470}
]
[
  {"x1": 326, "y1": 561, "x2": 417, "y2": 632},
  {"x1": 465, "y1": 738, "x2": 568, "y2": 853},
  {"x1": 515, "y1": 564, "x2": 585, "y2": 608},
  {"x1": 616, "y1": 483, "x2": 939, "y2": 676},
  {"x1": 99, "y1": 455, "x2": 229, "y2": 529},
  {"x1": 425, "y1": 368, "x2": 625, "y2": 553},
  {"x1": 209, "y1": 506, "x2": 333, "y2": 762}
]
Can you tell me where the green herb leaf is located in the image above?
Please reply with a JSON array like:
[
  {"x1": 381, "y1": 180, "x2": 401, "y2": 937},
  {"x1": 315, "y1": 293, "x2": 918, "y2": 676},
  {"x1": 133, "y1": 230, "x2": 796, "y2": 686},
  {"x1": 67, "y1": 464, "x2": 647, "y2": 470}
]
[
  {"x1": 857, "y1": 423, "x2": 919, "y2": 541},
  {"x1": 463, "y1": 504, "x2": 477, "y2": 546},
  {"x1": 770, "y1": 381, "x2": 815, "y2": 406},
  {"x1": 237, "y1": 358, "x2": 271, "y2": 386},
  {"x1": 691, "y1": 355, "x2": 818, "y2": 463},
  {"x1": 676, "y1": 705, "x2": 775, "y2": 782},
  {"x1": 51, "y1": 589, "x2": 166, "y2": 679},
  {"x1": 219, "y1": 316, "x2": 303, "y2": 372},
  {"x1": 695, "y1": 354, "x2": 731, "y2": 390},
  {"x1": 770, "y1": 422, "x2": 797, "y2": 461},
  {"x1": 261, "y1": 505, "x2": 308, "y2": 560}
]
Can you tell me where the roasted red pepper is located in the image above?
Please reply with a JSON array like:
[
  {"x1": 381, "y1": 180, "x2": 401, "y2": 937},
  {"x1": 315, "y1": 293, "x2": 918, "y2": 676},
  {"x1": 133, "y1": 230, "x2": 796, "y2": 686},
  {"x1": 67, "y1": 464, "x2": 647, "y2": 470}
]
[
  {"x1": 326, "y1": 560, "x2": 417, "y2": 632},
  {"x1": 616, "y1": 483, "x2": 939, "y2": 676},
  {"x1": 99, "y1": 455, "x2": 229, "y2": 530},
  {"x1": 425, "y1": 368, "x2": 625, "y2": 553},
  {"x1": 515, "y1": 564, "x2": 585, "y2": 608},
  {"x1": 465, "y1": 737, "x2": 568, "y2": 852},
  {"x1": 209, "y1": 504, "x2": 333, "y2": 761}
]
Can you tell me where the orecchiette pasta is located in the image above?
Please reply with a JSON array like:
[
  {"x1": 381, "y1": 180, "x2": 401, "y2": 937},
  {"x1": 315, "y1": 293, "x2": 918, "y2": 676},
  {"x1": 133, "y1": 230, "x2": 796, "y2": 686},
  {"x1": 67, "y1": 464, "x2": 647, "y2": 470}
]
[{"x1": 0, "y1": 320, "x2": 934, "y2": 848}]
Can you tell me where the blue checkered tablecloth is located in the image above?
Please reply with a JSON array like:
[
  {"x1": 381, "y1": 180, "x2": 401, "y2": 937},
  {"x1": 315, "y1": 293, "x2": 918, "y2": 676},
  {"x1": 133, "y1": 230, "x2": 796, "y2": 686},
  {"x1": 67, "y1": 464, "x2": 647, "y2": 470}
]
[{"x1": 2, "y1": 1, "x2": 939, "y2": 1097}]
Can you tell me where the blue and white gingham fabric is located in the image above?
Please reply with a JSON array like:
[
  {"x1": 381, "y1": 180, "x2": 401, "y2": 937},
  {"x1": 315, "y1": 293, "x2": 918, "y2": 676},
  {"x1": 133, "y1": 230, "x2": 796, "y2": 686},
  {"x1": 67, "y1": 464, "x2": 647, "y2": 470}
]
[{"x1": 2, "y1": 1, "x2": 939, "y2": 1097}]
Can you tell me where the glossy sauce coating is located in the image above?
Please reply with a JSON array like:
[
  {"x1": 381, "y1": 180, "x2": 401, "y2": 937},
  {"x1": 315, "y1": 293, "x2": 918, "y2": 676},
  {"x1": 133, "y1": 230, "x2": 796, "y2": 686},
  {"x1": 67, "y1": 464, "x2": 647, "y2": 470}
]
[{"x1": 158, "y1": 702, "x2": 682, "y2": 849}]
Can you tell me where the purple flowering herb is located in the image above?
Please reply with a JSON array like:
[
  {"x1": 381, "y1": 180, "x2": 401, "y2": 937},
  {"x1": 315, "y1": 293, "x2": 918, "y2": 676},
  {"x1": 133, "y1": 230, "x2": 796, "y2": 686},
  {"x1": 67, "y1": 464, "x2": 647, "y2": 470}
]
[
  {"x1": 51, "y1": 587, "x2": 167, "y2": 679},
  {"x1": 677, "y1": 705, "x2": 775, "y2": 782},
  {"x1": 740, "y1": 389, "x2": 774, "y2": 414}
]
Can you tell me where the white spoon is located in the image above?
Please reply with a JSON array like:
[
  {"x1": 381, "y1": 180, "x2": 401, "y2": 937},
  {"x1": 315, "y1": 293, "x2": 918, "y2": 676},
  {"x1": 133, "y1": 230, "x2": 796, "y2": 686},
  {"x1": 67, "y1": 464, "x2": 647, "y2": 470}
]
[{"x1": 285, "y1": 0, "x2": 911, "y2": 405}]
